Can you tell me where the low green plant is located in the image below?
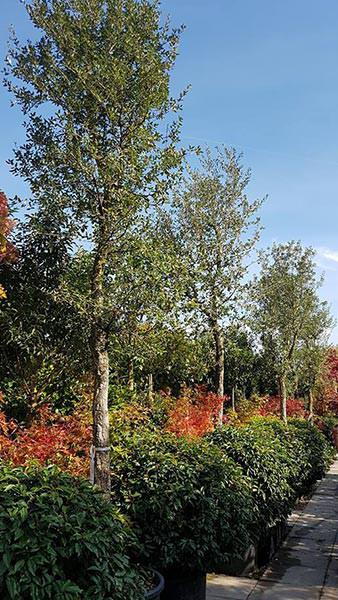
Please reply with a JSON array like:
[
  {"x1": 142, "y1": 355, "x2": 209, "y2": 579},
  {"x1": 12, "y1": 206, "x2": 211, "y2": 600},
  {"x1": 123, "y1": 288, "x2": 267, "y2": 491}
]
[
  {"x1": 0, "y1": 465, "x2": 145, "y2": 600},
  {"x1": 110, "y1": 431, "x2": 256, "y2": 574},
  {"x1": 248, "y1": 417, "x2": 334, "y2": 487},
  {"x1": 288, "y1": 418, "x2": 335, "y2": 482},
  {"x1": 209, "y1": 423, "x2": 298, "y2": 530},
  {"x1": 315, "y1": 414, "x2": 338, "y2": 444},
  {"x1": 209, "y1": 416, "x2": 334, "y2": 532}
]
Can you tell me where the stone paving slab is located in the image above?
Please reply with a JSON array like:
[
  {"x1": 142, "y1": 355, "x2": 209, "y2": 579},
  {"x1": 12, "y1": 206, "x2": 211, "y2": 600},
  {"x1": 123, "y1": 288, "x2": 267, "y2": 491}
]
[
  {"x1": 206, "y1": 457, "x2": 338, "y2": 599},
  {"x1": 248, "y1": 582, "x2": 321, "y2": 599},
  {"x1": 261, "y1": 563, "x2": 326, "y2": 586},
  {"x1": 206, "y1": 575, "x2": 257, "y2": 599}
]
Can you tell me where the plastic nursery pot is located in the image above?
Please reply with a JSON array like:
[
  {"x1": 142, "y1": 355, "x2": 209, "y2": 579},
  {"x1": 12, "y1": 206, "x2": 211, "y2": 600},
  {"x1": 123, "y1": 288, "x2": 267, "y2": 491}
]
[
  {"x1": 145, "y1": 570, "x2": 165, "y2": 600},
  {"x1": 161, "y1": 570, "x2": 206, "y2": 600}
]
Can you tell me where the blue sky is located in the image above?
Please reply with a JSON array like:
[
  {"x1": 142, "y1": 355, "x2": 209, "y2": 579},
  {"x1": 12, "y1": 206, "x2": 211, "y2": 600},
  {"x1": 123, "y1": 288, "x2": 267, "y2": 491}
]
[{"x1": 1, "y1": 0, "x2": 338, "y2": 339}]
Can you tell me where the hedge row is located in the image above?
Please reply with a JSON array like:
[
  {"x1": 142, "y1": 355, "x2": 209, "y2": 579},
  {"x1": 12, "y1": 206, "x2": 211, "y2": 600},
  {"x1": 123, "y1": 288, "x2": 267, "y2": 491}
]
[
  {"x1": 0, "y1": 418, "x2": 334, "y2": 598},
  {"x1": 111, "y1": 417, "x2": 334, "y2": 576}
]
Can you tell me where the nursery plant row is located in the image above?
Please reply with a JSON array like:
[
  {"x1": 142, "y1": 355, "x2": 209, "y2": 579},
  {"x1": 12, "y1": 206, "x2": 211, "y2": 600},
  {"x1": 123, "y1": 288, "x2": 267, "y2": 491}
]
[{"x1": 0, "y1": 417, "x2": 334, "y2": 600}]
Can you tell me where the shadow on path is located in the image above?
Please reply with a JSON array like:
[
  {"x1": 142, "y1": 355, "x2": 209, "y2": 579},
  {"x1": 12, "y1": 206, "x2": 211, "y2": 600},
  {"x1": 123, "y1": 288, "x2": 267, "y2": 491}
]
[{"x1": 207, "y1": 459, "x2": 338, "y2": 600}]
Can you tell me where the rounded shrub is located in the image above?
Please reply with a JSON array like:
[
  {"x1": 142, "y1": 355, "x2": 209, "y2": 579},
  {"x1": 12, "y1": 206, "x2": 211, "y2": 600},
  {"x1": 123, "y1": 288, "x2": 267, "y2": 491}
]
[
  {"x1": 288, "y1": 418, "x2": 335, "y2": 483},
  {"x1": 209, "y1": 417, "x2": 335, "y2": 534},
  {"x1": 208, "y1": 423, "x2": 299, "y2": 530},
  {"x1": 0, "y1": 464, "x2": 145, "y2": 600},
  {"x1": 248, "y1": 417, "x2": 334, "y2": 491},
  {"x1": 315, "y1": 415, "x2": 338, "y2": 445},
  {"x1": 110, "y1": 431, "x2": 256, "y2": 575},
  {"x1": 243, "y1": 416, "x2": 312, "y2": 495}
]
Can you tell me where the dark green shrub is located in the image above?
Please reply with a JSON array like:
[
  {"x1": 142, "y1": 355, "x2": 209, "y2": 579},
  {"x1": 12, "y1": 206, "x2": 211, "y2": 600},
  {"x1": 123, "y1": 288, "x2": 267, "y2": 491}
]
[
  {"x1": 110, "y1": 431, "x2": 256, "y2": 574},
  {"x1": 209, "y1": 417, "x2": 334, "y2": 534},
  {"x1": 244, "y1": 417, "x2": 313, "y2": 495},
  {"x1": 288, "y1": 418, "x2": 335, "y2": 482},
  {"x1": 315, "y1": 415, "x2": 338, "y2": 444},
  {"x1": 0, "y1": 465, "x2": 144, "y2": 600},
  {"x1": 248, "y1": 417, "x2": 334, "y2": 488},
  {"x1": 208, "y1": 424, "x2": 299, "y2": 530}
]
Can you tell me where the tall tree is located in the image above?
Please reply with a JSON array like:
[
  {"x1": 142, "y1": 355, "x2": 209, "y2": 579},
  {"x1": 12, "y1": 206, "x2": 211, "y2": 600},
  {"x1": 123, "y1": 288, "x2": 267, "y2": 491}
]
[
  {"x1": 251, "y1": 241, "x2": 329, "y2": 423},
  {"x1": 6, "y1": 0, "x2": 186, "y2": 491},
  {"x1": 61, "y1": 218, "x2": 185, "y2": 393},
  {"x1": 223, "y1": 324, "x2": 255, "y2": 410},
  {"x1": 295, "y1": 302, "x2": 333, "y2": 422},
  {"x1": 172, "y1": 147, "x2": 263, "y2": 420}
]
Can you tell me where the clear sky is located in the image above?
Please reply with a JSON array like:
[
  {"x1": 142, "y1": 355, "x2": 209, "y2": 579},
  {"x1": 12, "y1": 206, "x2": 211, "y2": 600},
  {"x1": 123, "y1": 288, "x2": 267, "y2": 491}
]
[{"x1": 1, "y1": 0, "x2": 338, "y2": 339}]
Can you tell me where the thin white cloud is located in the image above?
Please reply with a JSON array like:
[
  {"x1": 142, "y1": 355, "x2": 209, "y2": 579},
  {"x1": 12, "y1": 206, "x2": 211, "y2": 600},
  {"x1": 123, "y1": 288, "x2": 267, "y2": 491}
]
[{"x1": 317, "y1": 247, "x2": 338, "y2": 264}]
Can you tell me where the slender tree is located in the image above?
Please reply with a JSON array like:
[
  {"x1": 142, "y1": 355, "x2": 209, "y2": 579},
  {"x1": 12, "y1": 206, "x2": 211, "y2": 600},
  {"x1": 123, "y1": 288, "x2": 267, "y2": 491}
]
[
  {"x1": 295, "y1": 302, "x2": 333, "y2": 422},
  {"x1": 62, "y1": 218, "x2": 185, "y2": 393},
  {"x1": 223, "y1": 325, "x2": 255, "y2": 410},
  {"x1": 251, "y1": 241, "x2": 329, "y2": 423},
  {"x1": 6, "y1": 0, "x2": 186, "y2": 491},
  {"x1": 173, "y1": 147, "x2": 263, "y2": 421}
]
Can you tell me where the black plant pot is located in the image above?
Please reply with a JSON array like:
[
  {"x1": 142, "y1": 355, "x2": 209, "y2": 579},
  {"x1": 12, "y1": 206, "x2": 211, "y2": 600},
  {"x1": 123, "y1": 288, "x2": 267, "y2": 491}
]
[
  {"x1": 161, "y1": 570, "x2": 206, "y2": 600},
  {"x1": 145, "y1": 570, "x2": 165, "y2": 600}
]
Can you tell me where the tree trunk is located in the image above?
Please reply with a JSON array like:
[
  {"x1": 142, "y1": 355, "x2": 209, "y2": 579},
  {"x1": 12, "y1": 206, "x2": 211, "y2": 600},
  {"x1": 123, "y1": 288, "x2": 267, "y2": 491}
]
[
  {"x1": 279, "y1": 375, "x2": 287, "y2": 424},
  {"x1": 213, "y1": 325, "x2": 225, "y2": 425},
  {"x1": 148, "y1": 372, "x2": 154, "y2": 402},
  {"x1": 127, "y1": 359, "x2": 135, "y2": 391},
  {"x1": 231, "y1": 386, "x2": 236, "y2": 412},
  {"x1": 90, "y1": 242, "x2": 110, "y2": 494},
  {"x1": 91, "y1": 326, "x2": 111, "y2": 494},
  {"x1": 308, "y1": 388, "x2": 314, "y2": 424}
]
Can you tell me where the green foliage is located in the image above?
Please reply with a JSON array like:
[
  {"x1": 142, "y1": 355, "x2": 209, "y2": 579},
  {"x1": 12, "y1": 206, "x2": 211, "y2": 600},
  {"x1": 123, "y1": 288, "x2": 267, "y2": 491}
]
[
  {"x1": 109, "y1": 383, "x2": 138, "y2": 408},
  {"x1": 316, "y1": 415, "x2": 338, "y2": 444},
  {"x1": 287, "y1": 418, "x2": 335, "y2": 481},
  {"x1": 246, "y1": 417, "x2": 334, "y2": 491},
  {"x1": 223, "y1": 325, "x2": 256, "y2": 399},
  {"x1": 0, "y1": 464, "x2": 144, "y2": 600},
  {"x1": 209, "y1": 424, "x2": 298, "y2": 529},
  {"x1": 170, "y1": 146, "x2": 263, "y2": 395},
  {"x1": 0, "y1": 213, "x2": 90, "y2": 421},
  {"x1": 110, "y1": 431, "x2": 255, "y2": 573},
  {"x1": 6, "y1": 0, "x2": 188, "y2": 489},
  {"x1": 209, "y1": 417, "x2": 334, "y2": 532},
  {"x1": 174, "y1": 147, "x2": 263, "y2": 326},
  {"x1": 6, "y1": 0, "x2": 186, "y2": 325},
  {"x1": 250, "y1": 241, "x2": 333, "y2": 419}
]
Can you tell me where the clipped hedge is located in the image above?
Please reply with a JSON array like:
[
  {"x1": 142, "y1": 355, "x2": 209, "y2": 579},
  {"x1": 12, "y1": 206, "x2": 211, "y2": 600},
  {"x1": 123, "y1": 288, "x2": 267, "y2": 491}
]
[
  {"x1": 0, "y1": 465, "x2": 145, "y2": 600},
  {"x1": 209, "y1": 417, "x2": 335, "y2": 533},
  {"x1": 110, "y1": 431, "x2": 256, "y2": 574},
  {"x1": 110, "y1": 419, "x2": 334, "y2": 576},
  {"x1": 288, "y1": 418, "x2": 334, "y2": 482},
  {"x1": 208, "y1": 424, "x2": 298, "y2": 530},
  {"x1": 248, "y1": 417, "x2": 334, "y2": 490}
]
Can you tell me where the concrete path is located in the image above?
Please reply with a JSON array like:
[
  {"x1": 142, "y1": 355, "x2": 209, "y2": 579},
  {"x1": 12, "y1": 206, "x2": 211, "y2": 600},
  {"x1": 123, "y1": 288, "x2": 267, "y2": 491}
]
[{"x1": 207, "y1": 458, "x2": 338, "y2": 599}]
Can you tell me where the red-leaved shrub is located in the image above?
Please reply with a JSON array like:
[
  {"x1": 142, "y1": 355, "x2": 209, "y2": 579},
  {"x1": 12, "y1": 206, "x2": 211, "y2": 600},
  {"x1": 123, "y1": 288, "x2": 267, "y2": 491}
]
[
  {"x1": 0, "y1": 404, "x2": 91, "y2": 477},
  {"x1": 259, "y1": 396, "x2": 308, "y2": 418},
  {"x1": 165, "y1": 386, "x2": 224, "y2": 438}
]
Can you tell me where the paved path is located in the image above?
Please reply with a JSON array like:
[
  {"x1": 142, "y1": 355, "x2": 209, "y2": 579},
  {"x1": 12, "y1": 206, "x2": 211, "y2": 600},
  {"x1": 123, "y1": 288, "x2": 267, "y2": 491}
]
[{"x1": 207, "y1": 458, "x2": 338, "y2": 599}]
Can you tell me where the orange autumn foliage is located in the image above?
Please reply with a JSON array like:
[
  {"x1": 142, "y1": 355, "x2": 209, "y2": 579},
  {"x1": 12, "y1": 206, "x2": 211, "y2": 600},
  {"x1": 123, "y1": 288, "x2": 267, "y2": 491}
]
[
  {"x1": 0, "y1": 191, "x2": 17, "y2": 299},
  {"x1": 0, "y1": 404, "x2": 91, "y2": 477},
  {"x1": 165, "y1": 386, "x2": 224, "y2": 438}
]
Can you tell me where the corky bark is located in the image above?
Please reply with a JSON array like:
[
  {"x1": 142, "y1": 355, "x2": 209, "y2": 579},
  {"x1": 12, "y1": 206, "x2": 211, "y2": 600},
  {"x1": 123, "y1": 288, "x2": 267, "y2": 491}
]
[
  {"x1": 91, "y1": 245, "x2": 110, "y2": 494},
  {"x1": 308, "y1": 388, "x2": 314, "y2": 424},
  {"x1": 148, "y1": 372, "x2": 154, "y2": 402},
  {"x1": 213, "y1": 324, "x2": 225, "y2": 424},
  {"x1": 279, "y1": 375, "x2": 287, "y2": 424}
]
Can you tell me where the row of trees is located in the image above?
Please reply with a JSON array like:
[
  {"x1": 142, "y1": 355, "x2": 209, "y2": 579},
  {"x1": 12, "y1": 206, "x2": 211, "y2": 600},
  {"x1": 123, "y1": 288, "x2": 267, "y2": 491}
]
[{"x1": 0, "y1": 0, "x2": 334, "y2": 491}]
